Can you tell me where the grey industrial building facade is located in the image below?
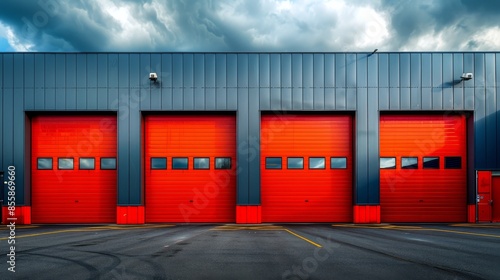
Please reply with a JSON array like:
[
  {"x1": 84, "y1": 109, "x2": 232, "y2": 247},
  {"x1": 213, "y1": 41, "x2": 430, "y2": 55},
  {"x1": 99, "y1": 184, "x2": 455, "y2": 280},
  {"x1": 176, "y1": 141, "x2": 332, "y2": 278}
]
[{"x1": 1, "y1": 52, "x2": 499, "y2": 224}]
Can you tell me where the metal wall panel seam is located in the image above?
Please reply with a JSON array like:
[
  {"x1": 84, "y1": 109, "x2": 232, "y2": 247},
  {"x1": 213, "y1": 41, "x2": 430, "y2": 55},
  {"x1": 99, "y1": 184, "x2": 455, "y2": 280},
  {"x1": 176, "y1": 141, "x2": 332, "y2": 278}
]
[
  {"x1": 0, "y1": 54, "x2": 3, "y2": 171},
  {"x1": 410, "y1": 54, "x2": 422, "y2": 109},
  {"x1": 369, "y1": 86, "x2": 380, "y2": 203},
  {"x1": 495, "y1": 54, "x2": 500, "y2": 168},
  {"x1": 487, "y1": 97, "x2": 497, "y2": 167},
  {"x1": 215, "y1": 54, "x2": 219, "y2": 108},
  {"x1": 281, "y1": 54, "x2": 284, "y2": 109},
  {"x1": 3, "y1": 89, "x2": 14, "y2": 168},
  {"x1": 344, "y1": 53, "x2": 347, "y2": 96},
  {"x1": 19, "y1": 53, "x2": 26, "y2": 203},
  {"x1": 13, "y1": 86, "x2": 25, "y2": 204},
  {"x1": 55, "y1": 54, "x2": 65, "y2": 109},
  {"x1": 300, "y1": 53, "x2": 303, "y2": 105},
  {"x1": 478, "y1": 54, "x2": 487, "y2": 167},
  {"x1": 128, "y1": 53, "x2": 133, "y2": 203},
  {"x1": 107, "y1": 53, "x2": 110, "y2": 109},
  {"x1": 249, "y1": 54, "x2": 255, "y2": 201},
  {"x1": 224, "y1": 54, "x2": 229, "y2": 109},
  {"x1": 119, "y1": 54, "x2": 131, "y2": 204},
  {"x1": 485, "y1": 87, "x2": 497, "y2": 167},
  {"x1": 86, "y1": 53, "x2": 89, "y2": 109},
  {"x1": 43, "y1": 54, "x2": 47, "y2": 109},
  {"x1": 204, "y1": 53, "x2": 207, "y2": 110},
  {"x1": 444, "y1": 53, "x2": 453, "y2": 109},
  {"x1": 399, "y1": 53, "x2": 402, "y2": 109},
  {"x1": 248, "y1": 57, "x2": 251, "y2": 203},
  {"x1": 355, "y1": 88, "x2": 368, "y2": 204},
  {"x1": 203, "y1": 53, "x2": 206, "y2": 110},
  {"x1": 164, "y1": 53, "x2": 173, "y2": 109},
  {"x1": 451, "y1": 53, "x2": 455, "y2": 108},
  {"x1": 248, "y1": 87, "x2": 261, "y2": 204},
  {"x1": 474, "y1": 87, "x2": 486, "y2": 168},
  {"x1": 325, "y1": 54, "x2": 328, "y2": 107},
  {"x1": 185, "y1": 53, "x2": 195, "y2": 110},
  {"x1": 453, "y1": 53, "x2": 463, "y2": 110},
  {"x1": 129, "y1": 105, "x2": 142, "y2": 204},
  {"x1": 24, "y1": 54, "x2": 34, "y2": 110},
  {"x1": 0, "y1": 54, "x2": 3, "y2": 89}
]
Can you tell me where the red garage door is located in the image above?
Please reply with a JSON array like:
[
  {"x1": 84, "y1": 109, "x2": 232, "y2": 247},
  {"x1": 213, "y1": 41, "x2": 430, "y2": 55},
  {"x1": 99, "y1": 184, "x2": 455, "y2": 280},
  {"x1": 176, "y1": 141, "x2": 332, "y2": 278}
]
[
  {"x1": 380, "y1": 115, "x2": 467, "y2": 222},
  {"x1": 31, "y1": 116, "x2": 117, "y2": 223},
  {"x1": 261, "y1": 114, "x2": 353, "y2": 222},
  {"x1": 145, "y1": 115, "x2": 236, "y2": 223}
]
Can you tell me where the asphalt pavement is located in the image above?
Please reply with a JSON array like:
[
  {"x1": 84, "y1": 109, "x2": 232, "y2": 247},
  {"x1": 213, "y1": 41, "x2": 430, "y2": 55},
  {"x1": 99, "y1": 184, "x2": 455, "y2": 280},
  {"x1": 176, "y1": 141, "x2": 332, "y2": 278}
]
[{"x1": 1, "y1": 223, "x2": 499, "y2": 279}]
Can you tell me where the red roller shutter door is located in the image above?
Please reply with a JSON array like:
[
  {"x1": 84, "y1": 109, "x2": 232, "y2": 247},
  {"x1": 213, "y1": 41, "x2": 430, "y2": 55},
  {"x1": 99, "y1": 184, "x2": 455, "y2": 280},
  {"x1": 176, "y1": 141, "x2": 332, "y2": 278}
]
[
  {"x1": 261, "y1": 114, "x2": 353, "y2": 222},
  {"x1": 380, "y1": 115, "x2": 467, "y2": 222},
  {"x1": 145, "y1": 115, "x2": 236, "y2": 223},
  {"x1": 31, "y1": 116, "x2": 117, "y2": 223}
]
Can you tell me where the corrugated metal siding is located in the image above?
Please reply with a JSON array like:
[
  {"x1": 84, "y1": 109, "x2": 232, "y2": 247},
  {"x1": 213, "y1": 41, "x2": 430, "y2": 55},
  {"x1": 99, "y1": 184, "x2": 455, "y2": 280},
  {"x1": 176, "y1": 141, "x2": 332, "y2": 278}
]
[{"x1": 1, "y1": 52, "x2": 500, "y2": 207}]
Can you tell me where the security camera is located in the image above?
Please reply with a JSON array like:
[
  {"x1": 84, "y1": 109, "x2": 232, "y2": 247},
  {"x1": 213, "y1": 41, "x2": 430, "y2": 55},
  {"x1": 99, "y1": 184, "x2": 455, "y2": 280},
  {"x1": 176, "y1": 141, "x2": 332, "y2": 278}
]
[
  {"x1": 149, "y1": 73, "x2": 158, "y2": 82},
  {"x1": 461, "y1": 73, "x2": 473, "y2": 80}
]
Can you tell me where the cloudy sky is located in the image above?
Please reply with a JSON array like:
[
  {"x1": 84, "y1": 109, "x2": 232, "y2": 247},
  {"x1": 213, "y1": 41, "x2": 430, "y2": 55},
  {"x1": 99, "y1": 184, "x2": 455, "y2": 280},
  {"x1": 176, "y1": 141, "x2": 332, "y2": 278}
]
[{"x1": 0, "y1": 0, "x2": 499, "y2": 52}]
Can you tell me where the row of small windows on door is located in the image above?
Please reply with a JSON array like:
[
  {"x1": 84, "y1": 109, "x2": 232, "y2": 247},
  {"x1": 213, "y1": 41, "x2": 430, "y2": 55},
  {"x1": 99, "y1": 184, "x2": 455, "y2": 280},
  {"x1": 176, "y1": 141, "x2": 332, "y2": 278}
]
[
  {"x1": 265, "y1": 157, "x2": 348, "y2": 169},
  {"x1": 150, "y1": 157, "x2": 232, "y2": 170},
  {"x1": 380, "y1": 156, "x2": 462, "y2": 169},
  {"x1": 37, "y1": 157, "x2": 117, "y2": 170}
]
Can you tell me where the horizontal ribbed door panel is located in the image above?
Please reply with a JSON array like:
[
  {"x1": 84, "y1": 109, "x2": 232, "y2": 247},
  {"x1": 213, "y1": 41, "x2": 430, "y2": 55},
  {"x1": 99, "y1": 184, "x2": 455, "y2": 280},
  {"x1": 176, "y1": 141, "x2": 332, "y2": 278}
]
[
  {"x1": 380, "y1": 115, "x2": 467, "y2": 222},
  {"x1": 31, "y1": 116, "x2": 117, "y2": 223},
  {"x1": 145, "y1": 115, "x2": 236, "y2": 223},
  {"x1": 261, "y1": 114, "x2": 353, "y2": 222}
]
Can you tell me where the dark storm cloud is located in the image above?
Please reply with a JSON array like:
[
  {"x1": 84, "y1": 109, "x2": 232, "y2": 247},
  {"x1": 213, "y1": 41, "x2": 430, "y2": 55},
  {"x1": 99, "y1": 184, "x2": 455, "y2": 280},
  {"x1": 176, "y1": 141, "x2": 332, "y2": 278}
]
[
  {"x1": 382, "y1": 0, "x2": 500, "y2": 50},
  {"x1": 0, "y1": 0, "x2": 499, "y2": 52},
  {"x1": 0, "y1": 0, "x2": 121, "y2": 51}
]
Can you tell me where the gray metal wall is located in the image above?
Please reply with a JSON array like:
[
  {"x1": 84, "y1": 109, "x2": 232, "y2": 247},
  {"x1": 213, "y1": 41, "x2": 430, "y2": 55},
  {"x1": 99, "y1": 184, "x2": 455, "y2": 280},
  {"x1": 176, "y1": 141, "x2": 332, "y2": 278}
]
[{"x1": 1, "y1": 52, "x2": 499, "y2": 207}]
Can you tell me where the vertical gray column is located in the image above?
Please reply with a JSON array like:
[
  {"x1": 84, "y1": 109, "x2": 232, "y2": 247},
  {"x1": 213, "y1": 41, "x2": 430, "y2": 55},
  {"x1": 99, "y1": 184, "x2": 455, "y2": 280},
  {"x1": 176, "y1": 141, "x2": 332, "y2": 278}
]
[
  {"x1": 355, "y1": 54, "x2": 380, "y2": 205},
  {"x1": 367, "y1": 88, "x2": 380, "y2": 203},
  {"x1": 117, "y1": 88, "x2": 130, "y2": 205},
  {"x1": 117, "y1": 96, "x2": 143, "y2": 205},
  {"x1": 248, "y1": 54, "x2": 261, "y2": 205},
  {"x1": 467, "y1": 115, "x2": 475, "y2": 205},
  {"x1": 117, "y1": 54, "x2": 130, "y2": 205},
  {"x1": 356, "y1": 89, "x2": 381, "y2": 205},
  {"x1": 236, "y1": 54, "x2": 261, "y2": 205},
  {"x1": 237, "y1": 54, "x2": 249, "y2": 205},
  {"x1": 355, "y1": 87, "x2": 369, "y2": 204},
  {"x1": 129, "y1": 107, "x2": 142, "y2": 205},
  {"x1": 117, "y1": 53, "x2": 144, "y2": 205}
]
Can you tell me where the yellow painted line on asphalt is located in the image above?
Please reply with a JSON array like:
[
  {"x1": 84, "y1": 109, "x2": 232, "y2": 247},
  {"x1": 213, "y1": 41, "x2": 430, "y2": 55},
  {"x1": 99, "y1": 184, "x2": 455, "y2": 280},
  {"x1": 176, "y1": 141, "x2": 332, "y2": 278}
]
[
  {"x1": 400, "y1": 228, "x2": 500, "y2": 239},
  {"x1": 333, "y1": 224, "x2": 401, "y2": 229},
  {"x1": 87, "y1": 225, "x2": 175, "y2": 230},
  {"x1": 333, "y1": 224, "x2": 500, "y2": 239},
  {"x1": 0, "y1": 224, "x2": 175, "y2": 240},
  {"x1": 451, "y1": 223, "x2": 500, "y2": 229},
  {"x1": 284, "y1": 229, "x2": 322, "y2": 248},
  {"x1": 211, "y1": 225, "x2": 322, "y2": 247},
  {"x1": 0, "y1": 228, "x2": 106, "y2": 240},
  {"x1": 211, "y1": 225, "x2": 285, "y2": 231},
  {"x1": 0, "y1": 225, "x2": 39, "y2": 230}
]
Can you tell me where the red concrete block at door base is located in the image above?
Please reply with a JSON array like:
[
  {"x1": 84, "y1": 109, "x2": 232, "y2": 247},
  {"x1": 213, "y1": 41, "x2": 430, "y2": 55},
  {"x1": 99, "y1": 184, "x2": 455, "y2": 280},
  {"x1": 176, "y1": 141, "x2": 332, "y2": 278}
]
[
  {"x1": 353, "y1": 205, "x2": 381, "y2": 223},
  {"x1": 117, "y1": 206, "x2": 145, "y2": 224},
  {"x1": 2, "y1": 206, "x2": 31, "y2": 225},
  {"x1": 236, "y1": 206, "x2": 262, "y2": 224},
  {"x1": 467, "y1": 204, "x2": 476, "y2": 223}
]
